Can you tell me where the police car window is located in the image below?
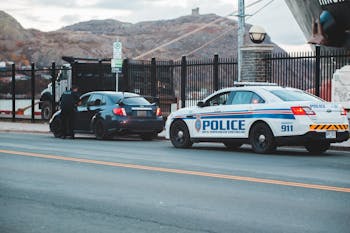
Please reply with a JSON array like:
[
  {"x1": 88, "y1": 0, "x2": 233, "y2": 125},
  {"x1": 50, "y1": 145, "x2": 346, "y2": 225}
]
[
  {"x1": 206, "y1": 92, "x2": 229, "y2": 106},
  {"x1": 270, "y1": 90, "x2": 322, "y2": 102},
  {"x1": 230, "y1": 91, "x2": 255, "y2": 104},
  {"x1": 251, "y1": 93, "x2": 265, "y2": 104}
]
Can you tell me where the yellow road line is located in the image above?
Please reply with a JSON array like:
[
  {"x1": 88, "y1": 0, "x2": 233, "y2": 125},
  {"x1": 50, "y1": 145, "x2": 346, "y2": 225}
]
[{"x1": 1, "y1": 149, "x2": 350, "y2": 193}]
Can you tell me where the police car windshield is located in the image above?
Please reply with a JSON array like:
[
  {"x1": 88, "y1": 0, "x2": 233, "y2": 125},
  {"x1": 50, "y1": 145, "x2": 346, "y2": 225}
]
[{"x1": 270, "y1": 89, "x2": 322, "y2": 102}]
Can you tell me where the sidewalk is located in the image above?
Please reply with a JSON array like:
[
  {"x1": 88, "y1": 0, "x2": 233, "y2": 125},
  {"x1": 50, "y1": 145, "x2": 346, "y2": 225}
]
[{"x1": 0, "y1": 121, "x2": 349, "y2": 151}]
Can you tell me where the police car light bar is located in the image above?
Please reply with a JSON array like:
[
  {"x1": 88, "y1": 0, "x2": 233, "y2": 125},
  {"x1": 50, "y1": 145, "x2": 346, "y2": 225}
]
[{"x1": 233, "y1": 82, "x2": 278, "y2": 87}]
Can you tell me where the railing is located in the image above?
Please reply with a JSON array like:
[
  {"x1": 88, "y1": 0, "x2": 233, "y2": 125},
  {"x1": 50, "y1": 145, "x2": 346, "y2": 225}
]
[
  {"x1": 0, "y1": 63, "x2": 61, "y2": 122},
  {"x1": 1, "y1": 48, "x2": 349, "y2": 121},
  {"x1": 266, "y1": 48, "x2": 350, "y2": 101}
]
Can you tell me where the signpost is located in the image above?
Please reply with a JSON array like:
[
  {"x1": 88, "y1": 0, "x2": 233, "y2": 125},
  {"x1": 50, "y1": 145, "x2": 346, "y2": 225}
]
[{"x1": 112, "y1": 41, "x2": 123, "y2": 91}]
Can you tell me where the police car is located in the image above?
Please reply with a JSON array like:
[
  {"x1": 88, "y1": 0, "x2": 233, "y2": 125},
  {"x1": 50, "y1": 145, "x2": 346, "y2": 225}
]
[{"x1": 165, "y1": 83, "x2": 349, "y2": 154}]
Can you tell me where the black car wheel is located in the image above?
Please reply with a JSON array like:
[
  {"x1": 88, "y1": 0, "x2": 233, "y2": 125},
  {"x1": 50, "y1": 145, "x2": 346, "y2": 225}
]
[
  {"x1": 140, "y1": 132, "x2": 157, "y2": 141},
  {"x1": 305, "y1": 142, "x2": 330, "y2": 154},
  {"x1": 95, "y1": 120, "x2": 109, "y2": 140},
  {"x1": 249, "y1": 122, "x2": 276, "y2": 154},
  {"x1": 223, "y1": 142, "x2": 242, "y2": 150},
  {"x1": 170, "y1": 120, "x2": 193, "y2": 148},
  {"x1": 50, "y1": 116, "x2": 63, "y2": 138}
]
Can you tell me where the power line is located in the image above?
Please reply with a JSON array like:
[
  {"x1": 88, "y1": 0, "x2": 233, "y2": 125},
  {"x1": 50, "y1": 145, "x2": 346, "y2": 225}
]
[
  {"x1": 246, "y1": 0, "x2": 274, "y2": 20},
  {"x1": 133, "y1": 0, "x2": 266, "y2": 60},
  {"x1": 178, "y1": 0, "x2": 275, "y2": 59}
]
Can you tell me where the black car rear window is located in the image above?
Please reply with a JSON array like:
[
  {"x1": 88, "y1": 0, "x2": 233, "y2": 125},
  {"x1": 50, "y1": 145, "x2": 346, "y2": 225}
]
[{"x1": 122, "y1": 97, "x2": 151, "y2": 105}]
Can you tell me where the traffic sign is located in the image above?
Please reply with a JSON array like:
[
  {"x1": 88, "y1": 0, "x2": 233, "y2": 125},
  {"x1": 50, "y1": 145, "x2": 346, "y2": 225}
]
[{"x1": 113, "y1": 42, "x2": 122, "y2": 59}]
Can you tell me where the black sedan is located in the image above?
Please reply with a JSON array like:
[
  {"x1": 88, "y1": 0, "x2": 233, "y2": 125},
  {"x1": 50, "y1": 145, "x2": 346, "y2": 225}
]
[{"x1": 50, "y1": 91, "x2": 164, "y2": 140}]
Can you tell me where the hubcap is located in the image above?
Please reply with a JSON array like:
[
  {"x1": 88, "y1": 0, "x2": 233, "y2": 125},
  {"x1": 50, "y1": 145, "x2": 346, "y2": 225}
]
[
  {"x1": 177, "y1": 130, "x2": 184, "y2": 139},
  {"x1": 258, "y1": 134, "x2": 266, "y2": 143}
]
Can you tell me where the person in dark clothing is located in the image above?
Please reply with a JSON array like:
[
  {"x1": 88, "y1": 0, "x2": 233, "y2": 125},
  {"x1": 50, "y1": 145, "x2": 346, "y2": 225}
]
[{"x1": 59, "y1": 86, "x2": 80, "y2": 139}]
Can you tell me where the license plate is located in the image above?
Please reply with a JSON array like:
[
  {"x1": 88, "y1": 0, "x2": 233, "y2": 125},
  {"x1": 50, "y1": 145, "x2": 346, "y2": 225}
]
[
  {"x1": 136, "y1": 111, "x2": 147, "y2": 117},
  {"x1": 325, "y1": 131, "x2": 336, "y2": 139}
]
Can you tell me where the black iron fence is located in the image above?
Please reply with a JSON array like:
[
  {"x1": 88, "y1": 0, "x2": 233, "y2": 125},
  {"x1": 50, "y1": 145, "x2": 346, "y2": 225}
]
[
  {"x1": 1, "y1": 48, "x2": 349, "y2": 121},
  {"x1": 266, "y1": 47, "x2": 349, "y2": 101},
  {"x1": 0, "y1": 63, "x2": 61, "y2": 121},
  {"x1": 123, "y1": 55, "x2": 237, "y2": 112}
]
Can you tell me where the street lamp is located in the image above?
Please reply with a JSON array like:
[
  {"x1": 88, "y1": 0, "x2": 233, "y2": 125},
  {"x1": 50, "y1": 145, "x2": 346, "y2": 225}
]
[{"x1": 249, "y1": 25, "x2": 266, "y2": 44}]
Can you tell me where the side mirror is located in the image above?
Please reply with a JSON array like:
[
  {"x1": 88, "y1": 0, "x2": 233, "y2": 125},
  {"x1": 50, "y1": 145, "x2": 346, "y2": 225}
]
[{"x1": 197, "y1": 101, "x2": 205, "y2": 107}]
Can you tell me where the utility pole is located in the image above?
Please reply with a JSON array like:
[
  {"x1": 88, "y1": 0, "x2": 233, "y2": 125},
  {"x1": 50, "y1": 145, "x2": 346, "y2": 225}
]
[{"x1": 237, "y1": 0, "x2": 245, "y2": 82}]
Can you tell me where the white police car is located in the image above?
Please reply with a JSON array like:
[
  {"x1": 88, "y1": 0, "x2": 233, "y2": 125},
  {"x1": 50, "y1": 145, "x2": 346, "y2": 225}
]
[{"x1": 165, "y1": 83, "x2": 349, "y2": 154}]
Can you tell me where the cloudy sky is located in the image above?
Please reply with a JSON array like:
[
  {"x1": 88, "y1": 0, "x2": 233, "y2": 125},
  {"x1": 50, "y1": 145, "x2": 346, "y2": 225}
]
[{"x1": 2, "y1": 0, "x2": 309, "y2": 49}]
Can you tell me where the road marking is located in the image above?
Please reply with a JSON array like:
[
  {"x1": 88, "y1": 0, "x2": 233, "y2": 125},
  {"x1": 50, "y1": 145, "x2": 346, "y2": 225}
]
[{"x1": 1, "y1": 149, "x2": 350, "y2": 193}]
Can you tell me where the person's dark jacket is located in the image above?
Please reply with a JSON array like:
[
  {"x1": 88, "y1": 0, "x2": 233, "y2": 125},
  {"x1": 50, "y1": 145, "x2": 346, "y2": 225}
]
[{"x1": 60, "y1": 90, "x2": 79, "y2": 113}]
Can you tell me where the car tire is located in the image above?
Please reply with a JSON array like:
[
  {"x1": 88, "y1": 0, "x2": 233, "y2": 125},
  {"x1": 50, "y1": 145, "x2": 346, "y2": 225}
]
[
  {"x1": 95, "y1": 120, "x2": 109, "y2": 140},
  {"x1": 50, "y1": 116, "x2": 63, "y2": 138},
  {"x1": 170, "y1": 120, "x2": 193, "y2": 148},
  {"x1": 249, "y1": 122, "x2": 276, "y2": 154},
  {"x1": 41, "y1": 101, "x2": 52, "y2": 120},
  {"x1": 305, "y1": 142, "x2": 330, "y2": 154},
  {"x1": 223, "y1": 142, "x2": 242, "y2": 150},
  {"x1": 140, "y1": 132, "x2": 157, "y2": 141}
]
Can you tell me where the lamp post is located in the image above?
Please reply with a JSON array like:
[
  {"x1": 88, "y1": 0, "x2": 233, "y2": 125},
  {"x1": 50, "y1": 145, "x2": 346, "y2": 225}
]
[
  {"x1": 240, "y1": 25, "x2": 271, "y2": 82},
  {"x1": 237, "y1": 0, "x2": 245, "y2": 82},
  {"x1": 249, "y1": 25, "x2": 266, "y2": 44}
]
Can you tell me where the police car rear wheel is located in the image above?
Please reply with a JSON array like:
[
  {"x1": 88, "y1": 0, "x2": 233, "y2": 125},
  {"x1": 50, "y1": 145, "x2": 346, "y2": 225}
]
[
  {"x1": 223, "y1": 142, "x2": 242, "y2": 150},
  {"x1": 305, "y1": 142, "x2": 330, "y2": 154},
  {"x1": 250, "y1": 122, "x2": 276, "y2": 154},
  {"x1": 170, "y1": 121, "x2": 193, "y2": 148}
]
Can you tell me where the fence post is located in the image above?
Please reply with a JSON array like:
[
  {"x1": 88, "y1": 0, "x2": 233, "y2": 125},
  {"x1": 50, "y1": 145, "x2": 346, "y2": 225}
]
[
  {"x1": 98, "y1": 59, "x2": 103, "y2": 90},
  {"x1": 213, "y1": 54, "x2": 219, "y2": 91},
  {"x1": 11, "y1": 63, "x2": 15, "y2": 122},
  {"x1": 315, "y1": 45, "x2": 321, "y2": 97},
  {"x1": 122, "y1": 58, "x2": 129, "y2": 92},
  {"x1": 151, "y1": 57, "x2": 157, "y2": 97},
  {"x1": 51, "y1": 62, "x2": 56, "y2": 117},
  {"x1": 31, "y1": 63, "x2": 35, "y2": 122},
  {"x1": 181, "y1": 56, "x2": 187, "y2": 108}
]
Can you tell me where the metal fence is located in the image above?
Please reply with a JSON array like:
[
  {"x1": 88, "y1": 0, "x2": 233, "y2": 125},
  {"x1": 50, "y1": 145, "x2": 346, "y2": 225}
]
[
  {"x1": 266, "y1": 47, "x2": 350, "y2": 101},
  {"x1": 1, "y1": 48, "x2": 349, "y2": 121},
  {"x1": 123, "y1": 55, "x2": 238, "y2": 112},
  {"x1": 0, "y1": 63, "x2": 60, "y2": 121}
]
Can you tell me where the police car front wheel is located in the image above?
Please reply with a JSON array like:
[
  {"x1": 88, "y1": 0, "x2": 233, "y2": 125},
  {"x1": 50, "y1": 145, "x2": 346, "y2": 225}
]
[
  {"x1": 170, "y1": 120, "x2": 193, "y2": 148},
  {"x1": 249, "y1": 122, "x2": 276, "y2": 154}
]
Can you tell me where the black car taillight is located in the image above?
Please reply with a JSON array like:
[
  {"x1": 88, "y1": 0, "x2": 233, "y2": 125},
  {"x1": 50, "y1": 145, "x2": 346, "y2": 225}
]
[
  {"x1": 156, "y1": 107, "x2": 162, "y2": 116},
  {"x1": 113, "y1": 107, "x2": 127, "y2": 116}
]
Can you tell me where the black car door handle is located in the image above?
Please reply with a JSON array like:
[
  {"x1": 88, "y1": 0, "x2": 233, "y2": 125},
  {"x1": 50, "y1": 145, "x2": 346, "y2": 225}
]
[{"x1": 186, "y1": 115, "x2": 195, "y2": 118}]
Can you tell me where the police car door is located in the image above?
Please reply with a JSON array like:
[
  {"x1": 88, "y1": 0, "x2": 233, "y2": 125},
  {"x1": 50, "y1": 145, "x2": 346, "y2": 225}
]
[
  {"x1": 224, "y1": 90, "x2": 265, "y2": 138},
  {"x1": 191, "y1": 91, "x2": 231, "y2": 138}
]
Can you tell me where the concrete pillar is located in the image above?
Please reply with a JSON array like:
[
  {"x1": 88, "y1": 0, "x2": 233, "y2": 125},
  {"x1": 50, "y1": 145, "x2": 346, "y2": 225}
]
[{"x1": 240, "y1": 45, "x2": 273, "y2": 82}]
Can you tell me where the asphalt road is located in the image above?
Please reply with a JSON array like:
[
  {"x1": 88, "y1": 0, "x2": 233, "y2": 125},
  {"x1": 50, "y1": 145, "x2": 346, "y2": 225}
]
[{"x1": 1, "y1": 132, "x2": 350, "y2": 233}]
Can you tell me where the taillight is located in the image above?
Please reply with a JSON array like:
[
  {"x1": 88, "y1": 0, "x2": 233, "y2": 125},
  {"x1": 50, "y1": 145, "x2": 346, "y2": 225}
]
[
  {"x1": 341, "y1": 107, "x2": 347, "y2": 116},
  {"x1": 291, "y1": 106, "x2": 315, "y2": 115},
  {"x1": 156, "y1": 107, "x2": 162, "y2": 116},
  {"x1": 113, "y1": 107, "x2": 126, "y2": 116}
]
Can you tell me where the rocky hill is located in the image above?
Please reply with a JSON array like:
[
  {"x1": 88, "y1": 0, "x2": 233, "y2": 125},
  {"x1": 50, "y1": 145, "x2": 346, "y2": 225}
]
[{"x1": 0, "y1": 10, "x2": 280, "y2": 67}]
